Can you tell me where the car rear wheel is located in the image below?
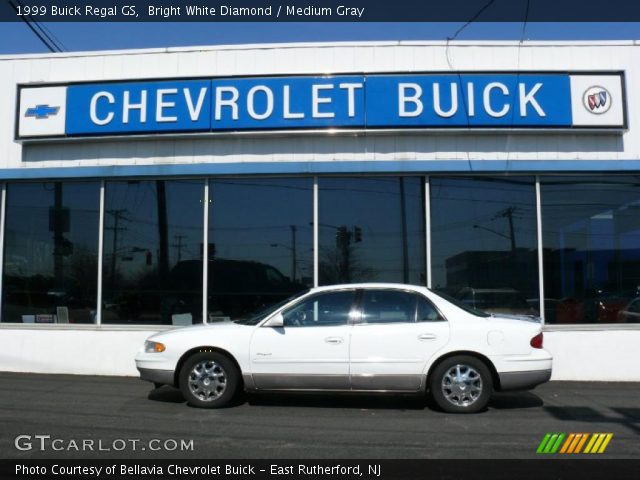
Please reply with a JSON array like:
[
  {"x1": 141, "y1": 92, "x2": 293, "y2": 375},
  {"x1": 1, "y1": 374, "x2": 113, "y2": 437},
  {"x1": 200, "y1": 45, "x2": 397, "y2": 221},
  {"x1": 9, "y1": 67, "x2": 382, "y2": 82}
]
[
  {"x1": 429, "y1": 355, "x2": 493, "y2": 413},
  {"x1": 179, "y1": 352, "x2": 240, "y2": 408}
]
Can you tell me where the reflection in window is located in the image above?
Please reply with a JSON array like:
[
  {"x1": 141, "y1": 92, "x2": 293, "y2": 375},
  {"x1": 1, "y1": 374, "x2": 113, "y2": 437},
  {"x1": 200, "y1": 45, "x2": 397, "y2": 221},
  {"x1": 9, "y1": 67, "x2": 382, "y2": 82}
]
[
  {"x1": 318, "y1": 177, "x2": 426, "y2": 285},
  {"x1": 361, "y1": 289, "x2": 417, "y2": 324},
  {"x1": 542, "y1": 176, "x2": 640, "y2": 324},
  {"x1": 283, "y1": 290, "x2": 356, "y2": 327},
  {"x1": 102, "y1": 180, "x2": 204, "y2": 325},
  {"x1": 2, "y1": 182, "x2": 99, "y2": 323},
  {"x1": 430, "y1": 177, "x2": 539, "y2": 316},
  {"x1": 208, "y1": 179, "x2": 313, "y2": 321}
]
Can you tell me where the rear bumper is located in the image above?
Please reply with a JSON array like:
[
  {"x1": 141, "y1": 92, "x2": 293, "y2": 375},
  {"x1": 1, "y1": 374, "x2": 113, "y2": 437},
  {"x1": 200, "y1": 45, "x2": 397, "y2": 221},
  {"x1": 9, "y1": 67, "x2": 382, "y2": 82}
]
[
  {"x1": 499, "y1": 369, "x2": 552, "y2": 391},
  {"x1": 137, "y1": 367, "x2": 175, "y2": 387}
]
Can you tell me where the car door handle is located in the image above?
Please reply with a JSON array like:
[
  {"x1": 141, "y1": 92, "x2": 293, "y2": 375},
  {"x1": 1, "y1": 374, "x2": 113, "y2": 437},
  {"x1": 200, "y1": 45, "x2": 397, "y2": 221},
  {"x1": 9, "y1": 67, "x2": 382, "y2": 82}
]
[
  {"x1": 325, "y1": 336, "x2": 344, "y2": 344},
  {"x1": 418, "y1": 333, "x2": 437, "y2": 341}
]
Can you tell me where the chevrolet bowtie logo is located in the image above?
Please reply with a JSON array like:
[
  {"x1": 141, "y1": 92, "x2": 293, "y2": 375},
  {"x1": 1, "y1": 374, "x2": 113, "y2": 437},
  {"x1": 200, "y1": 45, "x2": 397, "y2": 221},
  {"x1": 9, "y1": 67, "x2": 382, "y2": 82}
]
[{"x1": 25, "y1": 104, "x2": 60, "y2": 119}]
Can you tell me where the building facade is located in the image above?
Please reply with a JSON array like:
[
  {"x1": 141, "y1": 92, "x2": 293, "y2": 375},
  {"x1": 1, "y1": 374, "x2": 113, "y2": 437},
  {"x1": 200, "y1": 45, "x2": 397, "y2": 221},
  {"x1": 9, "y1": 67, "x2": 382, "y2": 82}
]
[{"x1": 1, "y1": 41, "x2": 639, "y2": 380}]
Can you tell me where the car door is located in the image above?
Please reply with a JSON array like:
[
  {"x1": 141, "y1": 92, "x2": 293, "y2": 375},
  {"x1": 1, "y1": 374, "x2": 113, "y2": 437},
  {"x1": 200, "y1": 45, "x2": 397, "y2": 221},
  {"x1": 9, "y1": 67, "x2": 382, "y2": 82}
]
[
  {"x1": 249, "y1": 289, "x2": 357, "y2": 390},
  {"x1": 349, "y1": 288, "x2": 450, "y2": 391}
]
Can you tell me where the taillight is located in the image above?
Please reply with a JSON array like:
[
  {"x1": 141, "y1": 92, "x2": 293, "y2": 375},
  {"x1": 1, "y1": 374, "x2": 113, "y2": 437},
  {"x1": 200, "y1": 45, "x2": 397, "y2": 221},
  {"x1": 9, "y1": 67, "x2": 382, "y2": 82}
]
[{"x1": 530, "y1": 332, "x2": 543, "y2": 349}]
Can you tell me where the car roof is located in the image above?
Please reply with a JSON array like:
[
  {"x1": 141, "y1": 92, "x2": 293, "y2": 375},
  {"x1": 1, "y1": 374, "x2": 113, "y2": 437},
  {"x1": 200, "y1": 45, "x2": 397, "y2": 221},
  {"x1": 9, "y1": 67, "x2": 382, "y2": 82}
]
[{"x1": 308, "y1": 283, "x2": 429, "y2": 293}]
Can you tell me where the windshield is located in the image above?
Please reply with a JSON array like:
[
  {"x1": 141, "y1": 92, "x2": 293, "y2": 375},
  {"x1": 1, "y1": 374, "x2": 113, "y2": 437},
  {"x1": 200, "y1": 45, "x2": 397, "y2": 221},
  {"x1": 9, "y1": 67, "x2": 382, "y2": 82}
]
[
  {"x1": 430, "y1": 289, "x2": 491, "y2": 318},
  {"x1": 234, "y1": 289, "x2": 310, "y2": 325}
]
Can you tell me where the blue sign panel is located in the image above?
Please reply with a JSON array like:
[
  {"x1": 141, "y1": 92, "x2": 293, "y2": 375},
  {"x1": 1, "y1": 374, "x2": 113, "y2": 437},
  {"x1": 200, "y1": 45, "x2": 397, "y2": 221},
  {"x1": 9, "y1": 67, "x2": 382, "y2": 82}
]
[
  {"x1": 61, "y1": 73, "x2": 577, "y2": 136},
  {"x1": 365, "y1": 74, "x2": 572, "y2": 127},
  {"x1": 66, "y1": 80, "x2": 212, "y2": 134}
]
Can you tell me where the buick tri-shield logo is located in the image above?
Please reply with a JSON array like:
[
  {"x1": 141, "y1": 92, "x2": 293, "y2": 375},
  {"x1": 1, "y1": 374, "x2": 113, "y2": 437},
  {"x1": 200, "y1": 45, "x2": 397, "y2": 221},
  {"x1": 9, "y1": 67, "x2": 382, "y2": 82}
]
[{"x1": 582, "y1": 86, "x2": 611, "y2": 114}]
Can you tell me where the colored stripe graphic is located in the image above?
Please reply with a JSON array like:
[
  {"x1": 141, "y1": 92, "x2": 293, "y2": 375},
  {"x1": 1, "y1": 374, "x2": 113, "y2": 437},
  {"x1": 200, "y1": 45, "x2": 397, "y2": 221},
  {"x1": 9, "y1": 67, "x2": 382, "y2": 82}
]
[
  {"x1": 584, "y1": 433, "x2": 614, "y2": 454},
  {"x1": 598, "y1": 434, "x2": 613, "y2": 453},
  {"x1": 537, "y1": 433, "x2": 613, "y2": 454},
  {"x1": 559, "y1": 433, "x2": 575, "y2": 453},
  {"x1": 574, "y1": 433, "x2": 589, "y2": 454},
  {"x1": 536, "y1": 434, "x2": 552, "y2": 453}
]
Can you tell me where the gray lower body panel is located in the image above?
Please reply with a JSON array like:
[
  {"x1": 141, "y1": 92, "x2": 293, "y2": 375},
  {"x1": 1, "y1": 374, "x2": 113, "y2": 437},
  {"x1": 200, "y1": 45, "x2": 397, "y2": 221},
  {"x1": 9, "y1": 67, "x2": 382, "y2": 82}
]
[
  {"x1": 252, "y1": 374, "x2": 350, "y2": 390},
  {"x1": 248, "y1": 374, "x2": 423, "y2": 392},
  {"x1": 137, "y1": 367, "x2": 174, "y2": 387},
  {"x1": 350, "y1": 374, "x2": 423, "y2": 391},
  {"x1": 499, "y1": 369, "x2": 552, "y2": 391}
]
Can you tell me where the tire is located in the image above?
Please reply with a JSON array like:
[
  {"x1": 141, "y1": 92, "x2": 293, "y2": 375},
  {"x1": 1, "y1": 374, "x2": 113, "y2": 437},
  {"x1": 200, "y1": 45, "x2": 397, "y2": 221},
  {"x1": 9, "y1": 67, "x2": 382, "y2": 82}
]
[
  {"x1": 179, "y1": 352, "x2": 240, "y2": 408},
  {"x1": 429, "y1": 355, "x2": 493, "y2": 413}
]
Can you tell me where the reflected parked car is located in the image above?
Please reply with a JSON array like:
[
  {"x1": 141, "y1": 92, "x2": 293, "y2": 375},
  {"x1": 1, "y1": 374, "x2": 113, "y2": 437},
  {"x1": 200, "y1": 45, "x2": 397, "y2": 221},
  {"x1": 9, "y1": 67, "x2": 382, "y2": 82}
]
[
  {"x1": 526, "y1": 298, "x2": 560, "y2": 324},
  {"x1": 616, "y1": 298, "x2": 640, "y2": 323},
  {"x1": 585, "y1": 292, "x2": 630, "y2": 323},
  {"x1": 169, "y1": 259, "x2": 308, "y2": 322},
  {"x1": 557, "y1": 290, "x2": 631, "y2": 323},
  {"x1": 136, "y1": 283, "x2": 552, "y2": 414},
  {"x1": 456, "y1": 287, "x2": 538, "y2": 316}
]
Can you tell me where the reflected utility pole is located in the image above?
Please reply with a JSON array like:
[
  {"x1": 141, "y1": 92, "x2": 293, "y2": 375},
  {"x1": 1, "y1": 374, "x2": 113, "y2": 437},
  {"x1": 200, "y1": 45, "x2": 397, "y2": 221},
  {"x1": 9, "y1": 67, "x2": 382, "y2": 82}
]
[
  {"x1": 270, "y1": 225, "x2": 298, "y2": 282},
  {"x1": 105, "y1": 209, "x2": 128, "y2": 291},
  {"x1": 53, "y1": 183, "x2": 63, "y2": 288},
  {"x1": 290, "y1": 225, "x2": 297, "y2": 282},
  {"x1": 156, "y1": 181, "x2": 169, "y2": 282},
  {"x1": 172, "y1": 234, "x2": 187, "y2": 263},
  {"x1": 495, "y1": 206, "x2": 517, "y2": 252},
  {"x1": 473, "y1": 206, "x2": 518, "y2": 252}
]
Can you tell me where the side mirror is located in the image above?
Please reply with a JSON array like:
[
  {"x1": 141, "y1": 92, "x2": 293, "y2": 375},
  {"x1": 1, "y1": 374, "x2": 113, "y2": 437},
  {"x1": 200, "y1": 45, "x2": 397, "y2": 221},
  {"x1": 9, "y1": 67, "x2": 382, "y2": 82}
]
[{"x1": 264, "y1": 313, "x2": 284, "y2": 328}]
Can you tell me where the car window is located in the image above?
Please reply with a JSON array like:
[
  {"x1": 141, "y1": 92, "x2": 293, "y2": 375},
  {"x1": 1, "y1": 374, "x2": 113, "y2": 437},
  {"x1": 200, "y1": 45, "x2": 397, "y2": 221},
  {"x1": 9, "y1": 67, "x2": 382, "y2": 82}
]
[
  {"x1": 265, "y1": 266, "x2": 287, "y2": 286},
  {"x1": 417, "y1": 295, "x2": 446, "y2": 322},
  {"x1": 282, "y1": 290, "x2": 356, "y2": 327},
  {"x1": 361, "y1": 290, "x2": 418, "y2": 324},
  {"x1": 430, "y1": 289, "x2": 491, "y2": 317}
]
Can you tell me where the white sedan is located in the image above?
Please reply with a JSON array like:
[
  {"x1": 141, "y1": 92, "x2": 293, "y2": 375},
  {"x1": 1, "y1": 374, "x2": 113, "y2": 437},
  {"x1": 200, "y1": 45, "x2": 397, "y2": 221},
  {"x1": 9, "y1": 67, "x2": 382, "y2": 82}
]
[{"x1": 135, "y1": 283, "x2": 552, "y2": 413}]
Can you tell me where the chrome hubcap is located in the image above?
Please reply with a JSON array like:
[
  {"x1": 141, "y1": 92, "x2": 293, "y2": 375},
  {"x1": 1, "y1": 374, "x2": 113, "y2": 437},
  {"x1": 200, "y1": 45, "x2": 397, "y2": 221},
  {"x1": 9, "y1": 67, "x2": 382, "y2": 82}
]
[
  {"x1": 441, "y1": 364, "x2": 483, "y2": 407},
  {"x1": 188, "y1": 360, "x2": 227, "y2": 401}
]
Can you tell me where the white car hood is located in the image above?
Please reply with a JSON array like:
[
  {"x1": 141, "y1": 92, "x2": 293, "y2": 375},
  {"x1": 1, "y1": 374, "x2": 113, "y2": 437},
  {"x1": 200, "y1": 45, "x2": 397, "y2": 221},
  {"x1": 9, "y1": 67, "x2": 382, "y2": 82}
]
[{"x1": 149, "y1": 320, "x2": 246, "y2": 341}]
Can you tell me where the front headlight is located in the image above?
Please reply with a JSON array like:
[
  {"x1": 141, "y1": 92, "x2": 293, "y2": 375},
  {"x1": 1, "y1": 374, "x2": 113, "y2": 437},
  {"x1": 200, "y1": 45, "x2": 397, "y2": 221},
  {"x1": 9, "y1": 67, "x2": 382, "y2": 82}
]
[{"x1": 144, "y1": 340, "x2": 166, "y2": 353}]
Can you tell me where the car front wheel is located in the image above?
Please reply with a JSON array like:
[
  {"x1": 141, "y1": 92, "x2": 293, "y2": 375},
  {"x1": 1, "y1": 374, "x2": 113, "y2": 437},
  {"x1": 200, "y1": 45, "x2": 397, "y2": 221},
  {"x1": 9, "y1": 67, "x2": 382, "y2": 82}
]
[
  {"x1": 179, "y1": 352, "x2": 240, "y2": 408},
  {"x1": 429, "y1": 355, "x2": 493, "y2": 413}
]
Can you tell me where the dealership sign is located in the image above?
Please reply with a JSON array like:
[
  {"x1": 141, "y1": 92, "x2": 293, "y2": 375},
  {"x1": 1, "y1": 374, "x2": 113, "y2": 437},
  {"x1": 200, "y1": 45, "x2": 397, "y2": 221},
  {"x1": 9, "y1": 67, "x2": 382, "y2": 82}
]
[{"x1": 17, "y1": 72, "x2": 626, "y2": 139}]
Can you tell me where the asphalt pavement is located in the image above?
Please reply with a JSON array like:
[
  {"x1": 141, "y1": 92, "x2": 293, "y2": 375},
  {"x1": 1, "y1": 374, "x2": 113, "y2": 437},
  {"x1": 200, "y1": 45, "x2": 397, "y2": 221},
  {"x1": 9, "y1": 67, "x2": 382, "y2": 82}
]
[{"x1": 0, "y1": 372, "x2": 638, "y2": 459}]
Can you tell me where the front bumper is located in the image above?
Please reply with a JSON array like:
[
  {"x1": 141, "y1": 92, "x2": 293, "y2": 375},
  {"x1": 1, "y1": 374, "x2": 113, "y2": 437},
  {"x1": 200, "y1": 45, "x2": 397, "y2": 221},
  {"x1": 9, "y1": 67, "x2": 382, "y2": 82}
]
[
  {"x1": 499, "y1": 369, "x2": 552, "y2": 391},
  {"x1": 137, "y1": 367, "x2": 175, "y2": 387}
]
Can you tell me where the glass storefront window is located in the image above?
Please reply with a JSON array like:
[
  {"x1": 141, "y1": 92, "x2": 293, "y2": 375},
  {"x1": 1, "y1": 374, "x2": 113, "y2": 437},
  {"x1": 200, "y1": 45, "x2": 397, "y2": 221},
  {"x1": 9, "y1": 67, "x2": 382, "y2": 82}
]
[
  {"x1": 318, "y1": 177, "x2": 426, "y2": 285},
  {"x1": 208, "y1": 178, "x2": 313, "y2": 321},
  {"x1": 430, "y1": 177, "x2": 539, "y2": 316},
  {"x1": 2, "y1": 182, "x2": 100, "y2": 323},
  {"x1": 102, "y1": 180, "x2": 204, "y2": 325},
  {"x1": 542, "y1": 176, "x2": 640, "y2": 324},
  {"x1": 6, "y1": 173, "x2": 640, "y2": 328}
]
